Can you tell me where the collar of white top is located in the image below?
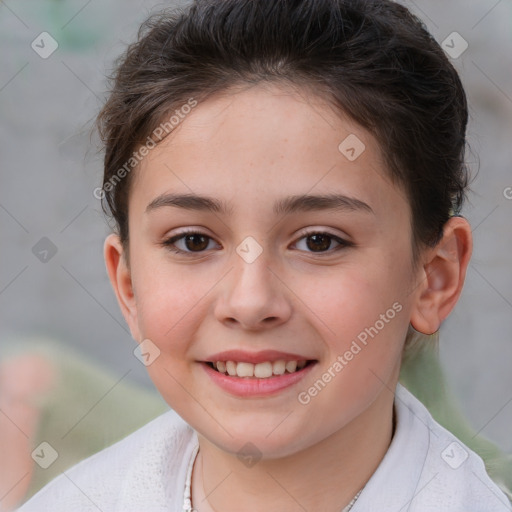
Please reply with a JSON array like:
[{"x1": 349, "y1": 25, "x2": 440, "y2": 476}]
[{"x1": 182, "y1": 443, "x2": 364, "y2": 512}]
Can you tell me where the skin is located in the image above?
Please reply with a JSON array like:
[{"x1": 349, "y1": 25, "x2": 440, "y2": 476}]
[{"x1": 104, "y1": 82, "x2": 472, "y2": 512}]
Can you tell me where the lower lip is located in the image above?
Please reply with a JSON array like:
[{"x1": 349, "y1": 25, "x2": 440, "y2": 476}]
[{"x1": 201, "y1": 361, "x2": 316, "y2": 397}]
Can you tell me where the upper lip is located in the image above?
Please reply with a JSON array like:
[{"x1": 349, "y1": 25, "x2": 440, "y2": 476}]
[{"x1": 203, "y1": 350, "x2": 314, "y2": 364}]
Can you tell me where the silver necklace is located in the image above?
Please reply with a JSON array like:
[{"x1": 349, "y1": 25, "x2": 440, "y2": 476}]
[{"x1": 183, "y1": 445, "x2": 363, "y2": 512}]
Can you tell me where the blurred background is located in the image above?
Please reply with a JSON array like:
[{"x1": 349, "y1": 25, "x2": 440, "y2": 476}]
[{"x1": 1, "y1": 0, "x2": 511, "y2": 464}]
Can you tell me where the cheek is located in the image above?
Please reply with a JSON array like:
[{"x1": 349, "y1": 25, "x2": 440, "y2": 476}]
[
  {"x1": 298, "y1": 261, "x2": 408, "y2": 344},
  {"x1": 131, "y1": 258, "x2": 209, "y2": 353},
  {"x1": 294, "y1": 258, "x2": 411, "y2": 396},
  {"x1": 131, "y1": 263, "x2": 210, "y2": 407}
]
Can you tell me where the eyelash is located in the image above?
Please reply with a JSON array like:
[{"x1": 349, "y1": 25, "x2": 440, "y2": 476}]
[{"x1": 161, "y1": 229, "x2": 352, "y2": 256}]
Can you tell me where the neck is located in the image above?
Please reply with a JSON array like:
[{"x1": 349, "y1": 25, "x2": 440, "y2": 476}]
[{"x1": 191, "y1": 383, "x2": 397, "y2": 512}]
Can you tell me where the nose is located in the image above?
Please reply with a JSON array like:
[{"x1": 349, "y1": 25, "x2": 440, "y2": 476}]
[{"x1": 214, "y1": 249, "x2": 292, "y2": 332}]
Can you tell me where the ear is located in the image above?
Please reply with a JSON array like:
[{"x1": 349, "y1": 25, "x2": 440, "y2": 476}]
[
  {"x1": 410, "y1": 216, "x2": 473, "y2": 335},
  {"x1": 104, "y1": 233, "x2": 141, "y2": 341}
]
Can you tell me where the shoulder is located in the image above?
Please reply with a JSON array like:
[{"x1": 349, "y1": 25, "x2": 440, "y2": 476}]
[
  {"x1": 354, "y1": 383, "x2": 511, "y2": 512},
  {"x1": 16, "y1": 409, "x2": 197, "y2": 512},
  {"x1": 397, "y1": 383, "x2": 511, "y2": 511}
]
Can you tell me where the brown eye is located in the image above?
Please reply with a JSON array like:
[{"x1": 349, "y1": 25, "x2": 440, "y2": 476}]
[
  {"x1": 306, "y1": 233, "x2": 332, "y2": 252},
  {"x1": 183, "y1": 233, "x2": 209, "y2": 251},
  {"x1": 294, "y1": 231, "x2": 351, "y2": 254},
  {"x1": 162, "y1": 231, "x2": 219, "y2": 254}
]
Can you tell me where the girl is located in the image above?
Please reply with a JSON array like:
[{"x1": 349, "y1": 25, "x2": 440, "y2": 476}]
[{"x1": 15, "y1": 0, "x2": 512, "y2": 510}]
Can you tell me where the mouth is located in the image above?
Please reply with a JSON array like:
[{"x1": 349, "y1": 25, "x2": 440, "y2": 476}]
[{"x1": 203, "y1": 359, "x2": 317, "y2": 379}]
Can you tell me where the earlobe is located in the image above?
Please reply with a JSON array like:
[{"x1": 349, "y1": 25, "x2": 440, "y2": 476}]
[
  {"x1": 103, "y1": 233, "x2": 140, "y2": 340},
  {"x1": 410, "y1": 217, "x2": 473, "y2": 335}
]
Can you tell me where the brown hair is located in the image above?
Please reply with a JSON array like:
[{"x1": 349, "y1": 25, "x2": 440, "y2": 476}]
[{"x1": 96, "y1": 0, "x2": 469, "y2": 266}]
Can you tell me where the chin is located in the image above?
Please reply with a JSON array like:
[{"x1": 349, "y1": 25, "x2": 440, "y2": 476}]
[{"x1": 201, "y1": 421, "x2": 315, "y2": 461}]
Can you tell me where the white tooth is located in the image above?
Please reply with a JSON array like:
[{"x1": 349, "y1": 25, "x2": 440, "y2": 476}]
[
  {"x1": 272, "y1": 360, "x2": 286, "y2": 375},
  {"x1": 297, "y1": 360, "x2": 307, "y2": 370},
  {"x1": 254, "y1": 362, "x2": 273, "y2": 378},
  {"x1": 236, "y1": 362, "x2": 255, "y2": 377},
  {"x1": 285, "y1": 360, "x2": 297, "y2": 373},
  {"x1": 216, "y1": 361, "x2": 226, "y2": 373},
  {"x1": 226, "y1": 361, "x2": 237, "y2": 376}
]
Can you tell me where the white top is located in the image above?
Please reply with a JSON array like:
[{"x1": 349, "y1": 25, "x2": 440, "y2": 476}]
[{"x1": 17, "y1": 383, "x2": 511, "y2": 512}]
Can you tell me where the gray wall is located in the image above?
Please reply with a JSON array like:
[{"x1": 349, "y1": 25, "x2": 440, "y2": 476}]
[{"x1": 1, "y1": 0, "x2": 511, "y2": 451}]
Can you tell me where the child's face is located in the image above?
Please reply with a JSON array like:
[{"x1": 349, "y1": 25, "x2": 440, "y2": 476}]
[{"x1": 111, "y1": 83, "x2": 420, "y2": 457}]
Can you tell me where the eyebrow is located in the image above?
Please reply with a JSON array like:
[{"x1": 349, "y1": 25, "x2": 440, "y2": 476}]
[{"x1": 145, "y1": 192, "x2": 374, "y2": 216}]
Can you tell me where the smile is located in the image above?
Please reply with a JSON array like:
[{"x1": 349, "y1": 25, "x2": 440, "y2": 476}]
[
  {"x1": 207, "y1": 359, "x2": 311, "y2": 378},
  {"x1": 201, "y1": 358, "x2": 317, "y2": 397}
]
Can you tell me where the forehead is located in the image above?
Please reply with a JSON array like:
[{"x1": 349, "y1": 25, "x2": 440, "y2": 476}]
[{"x1": 130, "y1": 82, "x2": 408, "y2": 220}]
